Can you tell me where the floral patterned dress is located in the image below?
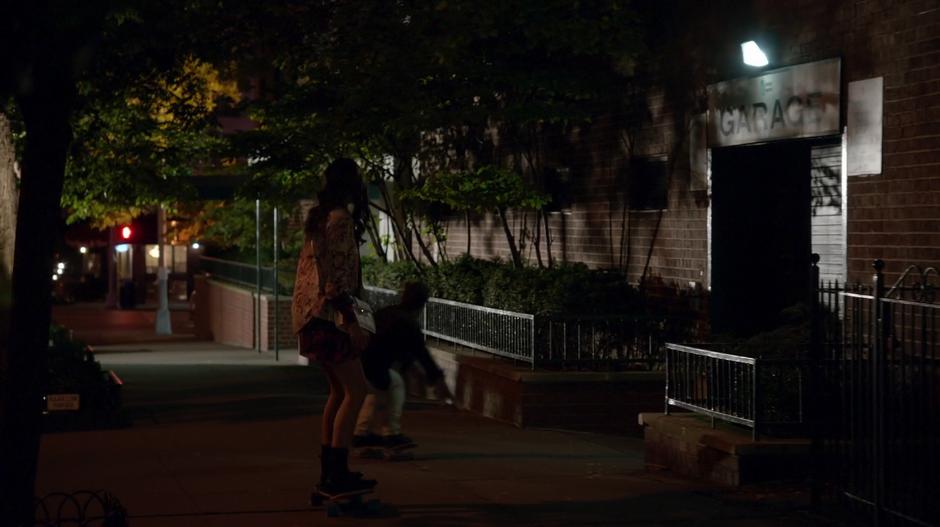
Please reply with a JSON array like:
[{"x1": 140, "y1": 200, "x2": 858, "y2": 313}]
[{"x1": 292, "y1": 207, "x2": 362, "y2": 364}]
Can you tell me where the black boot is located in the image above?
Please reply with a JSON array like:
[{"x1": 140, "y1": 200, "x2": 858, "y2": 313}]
[
  {"x1": 319, "y1": 444, "x2": 332, "y2": 487},
  {"x1": 321, "y1": 448, "x2": 376, "y2": 494}
]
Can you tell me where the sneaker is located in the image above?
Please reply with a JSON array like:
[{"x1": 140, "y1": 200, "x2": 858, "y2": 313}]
[
  {"x1": 352, "y1": 433, "x2": 384, "y2": 448},
  {"x1": 382, "y1": 434, "x2": 415, "y2": 449}
]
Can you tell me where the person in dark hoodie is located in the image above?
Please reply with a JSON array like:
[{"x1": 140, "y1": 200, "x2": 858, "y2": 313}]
[{"x1": 353, "y1": 281, "x2": 452, "y2": 448}]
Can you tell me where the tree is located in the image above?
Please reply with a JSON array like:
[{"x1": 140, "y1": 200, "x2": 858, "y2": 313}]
[
  {"x1": 0, "y1": 3, "x2": 241, "y2": 523},
  {"x1": 235, "y1": 0, "x2": 644, "y2": 268},
  {"x1": 61, "y1": 57, "x2": 240, "y2": 227},
  {"x1": 406, "y1": 166, "x2": 548, "y2": 268}
]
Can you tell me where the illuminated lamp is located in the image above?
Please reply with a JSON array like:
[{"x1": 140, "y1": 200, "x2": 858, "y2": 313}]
[
  {"x1": 121, "y1": 225, "x2": 133, "y2": 240},
  {"x1": 741, "y1": 40, "x2": 769, "y2": 67}
]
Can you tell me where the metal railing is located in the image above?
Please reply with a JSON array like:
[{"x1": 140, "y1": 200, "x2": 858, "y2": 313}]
[
  {"x1": 424, "y1": 295, "x2": 536, "y2": 365},
  {"x1": 664, "y1": 343, "x2": 808, "y2": 440},
  {"x1": 364, "y1": 285, "x2": 696, "y2": 370},
  {"x1": 199, "y1": 256, "x2": 278, "y2": 293},
  {"x1": 537, "y1": 314, "x2": 696, "y2": 370},
  {"x1": 365, "y1": 285, "x2": 537, "y2": 366},
  {"x1": 361, "y1": 286, "x2": 400, "y2": 311}
]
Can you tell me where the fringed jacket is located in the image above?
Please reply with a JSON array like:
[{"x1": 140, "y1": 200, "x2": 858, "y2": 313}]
[{"x1": 292, "y1": 207, "x2": 361, "y2": 334}]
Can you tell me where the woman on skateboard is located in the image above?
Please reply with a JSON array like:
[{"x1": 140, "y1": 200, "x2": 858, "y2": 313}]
[{"x1": 293, "y1": 158, "x2": 376, "y2": 495}]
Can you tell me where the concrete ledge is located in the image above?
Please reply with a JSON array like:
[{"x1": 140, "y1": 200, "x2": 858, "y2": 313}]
[
  {"x1": 457, "y1": 355, "x2": 665, "y2": 384},
  {"x1": 446, "y1": 351, "x2": 664, "y2": 435},
  {"x1": 639, "y1": 412, "x2": 810, "y2": 486}
]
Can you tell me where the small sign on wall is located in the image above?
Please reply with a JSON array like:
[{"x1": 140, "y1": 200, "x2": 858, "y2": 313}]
[
  {"x1": 46, "y1": 394, "x2": 80, "y2": 411},
  {"x1": 847, "y1": 77, "x2": 883, "y2": 176}
]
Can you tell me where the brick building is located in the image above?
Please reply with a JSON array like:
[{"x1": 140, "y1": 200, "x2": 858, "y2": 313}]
[{"x1": 426, "y1": 0, "x2": 940, "y2": 332}]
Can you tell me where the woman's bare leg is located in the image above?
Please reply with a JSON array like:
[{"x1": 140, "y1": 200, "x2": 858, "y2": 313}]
[
  {"x1": 321, "y1": 366, "x2": 343, "y2": 446},
  {"x1": 328, "y1": 357, "x2": 368, "y2": 448}
]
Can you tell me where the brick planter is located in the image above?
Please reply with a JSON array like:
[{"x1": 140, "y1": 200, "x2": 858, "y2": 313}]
[
  {"x1": 454, "y1": 355, "x2": 664, "y2": 435},
  {"x1": 640, "y1": 413, "x2": 810, "y2": 486}
]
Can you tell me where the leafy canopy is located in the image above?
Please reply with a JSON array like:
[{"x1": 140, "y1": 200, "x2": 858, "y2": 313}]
[
  {"x1": 405, "y1": 165, "x2": 548, "y2": 214},
  {"x1": 62, "y1": 57, "x2": 240, "y2": 227}
]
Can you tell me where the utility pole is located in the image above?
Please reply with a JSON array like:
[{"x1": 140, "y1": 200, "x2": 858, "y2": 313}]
[
  {"x1": 105, "y1": 226, "x2": 117, "y2": 308},
  {"x1": 273, "y1": 205, "x2": 279, "y2": 361},
  {"x1": 155, "y1": 207, "x2": 172, "y2": 335}
]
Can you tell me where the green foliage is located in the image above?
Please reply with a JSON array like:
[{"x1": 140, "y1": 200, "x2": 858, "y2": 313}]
[
  {"x1": 361, "y1": 256, "x2": 423, "y2": 292},
  {"x1": 233, "y1": 1, "x2": 645, "y2": 263},
  {"x1": 722, "y1": 303, "x2": 811, "y2": 359},
  {"x1": 63, "y1": 57, "x2": 239, "y2": 226},
  {"x1": 45, "y1": 325, "x2": 103, "y2": 393},
  {"x1": 200, "y1": 198, "x2": 305, "y2": 264},
  {"x1": 404, "y1": 165, "x2": 548, "y2": 215},
  {"x1": 364, "y1": 255, "x2": 640, "y2": 315}
]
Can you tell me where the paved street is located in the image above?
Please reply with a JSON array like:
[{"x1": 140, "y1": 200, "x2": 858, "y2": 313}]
[{"x1": 39, "y1": 307, "x2": 831, "y2": 526}]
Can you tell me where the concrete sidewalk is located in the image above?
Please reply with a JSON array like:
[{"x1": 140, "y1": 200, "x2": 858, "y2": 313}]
[
  {"x1": 52, "y1": 303, "x2": 198, "y2": 346},
  {"x1": 37, "y1": 342, "x2": 830, "y2": 526}
]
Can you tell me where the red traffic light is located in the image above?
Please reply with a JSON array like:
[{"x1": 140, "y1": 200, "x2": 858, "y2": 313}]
[{"x1": 120, "y1": 226, "x2": 132, "y2": 240}]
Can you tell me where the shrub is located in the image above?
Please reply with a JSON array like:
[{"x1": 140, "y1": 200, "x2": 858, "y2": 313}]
[
  {"x1": 363, "y1": 256, "x2": 641, "y2": 316},
  {"x1": 44, "y1": 325, "x2": 123, "y2": 431},
  {"x1": 361, "y1": 257, "x2": 421, "y2": 292}
]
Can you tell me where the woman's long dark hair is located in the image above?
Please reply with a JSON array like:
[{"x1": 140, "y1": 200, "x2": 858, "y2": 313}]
[{"x1": 304, "y1": 158, "x2": 368, "y2": 243}]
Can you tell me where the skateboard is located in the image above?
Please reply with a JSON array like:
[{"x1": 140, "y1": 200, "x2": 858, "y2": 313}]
[
  {"x1": 356, "y1": 442, "x2": 417, "y2": 461},
  {"x1": 310, "y1": 486, "x2": 383, "y2": 517}
]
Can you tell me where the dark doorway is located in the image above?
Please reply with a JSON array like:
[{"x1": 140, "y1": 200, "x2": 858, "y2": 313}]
[{"x1": 710, "y1": 140, "x2": 812, "y2": 336}]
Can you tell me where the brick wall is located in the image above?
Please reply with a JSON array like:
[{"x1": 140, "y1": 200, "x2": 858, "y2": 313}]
[
  {"x1": 746, "y1": 0, "x2": 940, "y2": 284},
  {"x1": 433, "y1": 0, "x2": 940, "y2": 288},
  {"x1": 193, "y1": 276, "x2": 299, "y2": 353},
  {"x1": 260, "y1": 294, "x2": 296, "y2": 351},
  {"x1": 195, "y1": 276, "x2": 255, "y2": 349},
  {"x1": 439, "y1": 110, "x2": 708, "y2": 288}
]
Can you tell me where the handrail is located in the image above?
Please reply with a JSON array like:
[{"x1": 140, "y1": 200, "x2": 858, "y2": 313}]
[
  {"x1": 199, "y1": 255, "x2": 275, "y2": 273},
  {"x1": 885, "y1": 264, "x2": 939, "y2": 301}
]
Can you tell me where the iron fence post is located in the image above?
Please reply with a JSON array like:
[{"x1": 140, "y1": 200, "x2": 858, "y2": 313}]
[
  {"x1": 664, "y1": 344, "x2": 671, "y2": 415},
  {"x1": 530, "y1": 316, "x2": 536, "y2": 371},
  {"x1": 872, "y1": 258, "x2": 885, "y2": 526},
  {"x1": 255, "y1": 198, "x2": 261, "y2": 353},
  {"x1": 809, "y1": 253, "x2": 822, "y2": 508},
  {"x1": 752, "y1": 358, "x2": 760, "y2": 441}
]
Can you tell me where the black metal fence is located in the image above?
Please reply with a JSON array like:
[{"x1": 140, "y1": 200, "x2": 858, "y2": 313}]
[
  {"x1": 364, "y1": 285, "x2": 694, "y2": 371},
  {"x1": 537, "y1": 314, "x2": 697, "y2": 370},
  {"x1": 816, "y1": 260, "x2": 940, "y2": 527}
]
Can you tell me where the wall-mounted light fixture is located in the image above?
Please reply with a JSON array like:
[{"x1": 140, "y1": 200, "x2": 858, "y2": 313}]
[{"x1": 741, "y1": 40, "x2": 768, "y2": 67}]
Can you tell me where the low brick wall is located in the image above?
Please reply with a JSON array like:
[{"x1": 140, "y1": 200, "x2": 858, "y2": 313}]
[
  {"x1": 194, "y1": 275, "x2": 255, "y2": 349},
  {"x1": 260, "y1": 295, "x2": 295, "y2": 352},
  {"x1": 193, "y1": 275, "x2": 298, "y2": 354},
  {"x1": 455, "y1": 355, "x2": 664, "y2": 435},
  {"x1": 640, "y1": 413, "x2": 810, "y2": 486}
]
